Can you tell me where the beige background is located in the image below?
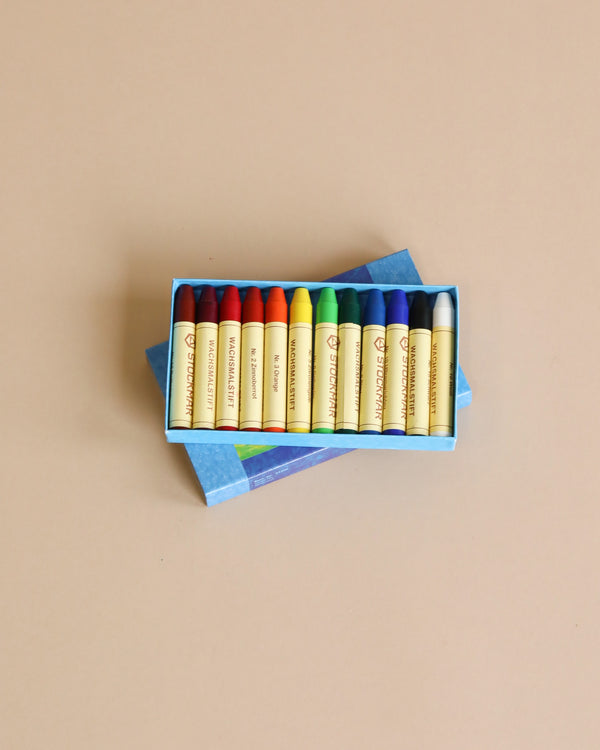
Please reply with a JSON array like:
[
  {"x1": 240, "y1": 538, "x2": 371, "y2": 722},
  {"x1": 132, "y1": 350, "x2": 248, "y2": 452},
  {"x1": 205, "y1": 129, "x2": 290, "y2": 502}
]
[{"x1": 1, "y1": 1, "x2": 599, "y2": 748}]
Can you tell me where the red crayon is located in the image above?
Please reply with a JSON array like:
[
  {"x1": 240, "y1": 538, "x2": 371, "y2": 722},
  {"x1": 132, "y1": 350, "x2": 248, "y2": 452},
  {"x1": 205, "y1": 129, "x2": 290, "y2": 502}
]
[
  {"x1": 240, "y1": 287, "x2": 265, "y2": 431},
  {"x1": 169, "y1": 284, "x2": 196, "y2": 429},
  {"x1": 215, "y1": 286, "x2": 242, "y2": 430},
  {"x1": 192, "y1": 285, "x2": 219, "y2": 429},
  {"x1": 242, "y1": 286, "x2": 264, "y2": 325},
  {"x1": 262, "y1": 287, "x2": 288, "y2": 432}
]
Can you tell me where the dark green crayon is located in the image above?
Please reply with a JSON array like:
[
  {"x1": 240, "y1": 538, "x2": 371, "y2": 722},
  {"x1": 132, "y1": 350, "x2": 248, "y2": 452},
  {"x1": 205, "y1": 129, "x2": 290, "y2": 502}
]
[{"x1": 335, "y1": 289, "x2": 361, "y2": 433}]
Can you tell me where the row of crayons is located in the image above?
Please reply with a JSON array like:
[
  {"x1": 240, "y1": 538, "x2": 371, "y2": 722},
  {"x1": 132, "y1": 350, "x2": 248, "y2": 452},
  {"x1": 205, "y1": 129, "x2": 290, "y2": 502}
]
[{"x1": 169, "y1": 284, "x2": 455, "y2": 436}]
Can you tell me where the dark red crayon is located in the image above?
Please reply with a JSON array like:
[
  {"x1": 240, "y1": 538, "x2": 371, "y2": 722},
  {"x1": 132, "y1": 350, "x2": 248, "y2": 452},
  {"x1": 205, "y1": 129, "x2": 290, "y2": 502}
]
[
  {"x1": 174, "y1": 283, "x2": 196, "y2": 323},
  {"x1": 169, "y1": 284, "x2": 196, "y2": 429},
  {"x1": 196, "y1": 285, "x2": 218, "y2": 324}
]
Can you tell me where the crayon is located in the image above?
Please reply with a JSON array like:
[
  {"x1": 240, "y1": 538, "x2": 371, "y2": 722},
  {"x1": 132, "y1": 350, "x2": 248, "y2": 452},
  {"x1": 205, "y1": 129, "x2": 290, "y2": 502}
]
[
  {"x1": 192, "y1": 285, "x2": 219, "y2": 429},
  {"x1": 240, "y1": 287, "x2": 264, "y2": 431},
  {"x1": 169, "y1": 284, "x2": 196, "y2": 428},
  {"x1": 262, "y1": 287, "x2": 288, "y2": 432},
  {"x1": 429, "y1": 292, "x2": 455, "y2": 437},
  {"x1": 287, "y1": 287, "x2": 312, "y2": 433},
  {"x1": 335, "y1": 288, "x2": 361, "y2": 433},
  {"x1": 382, "y1": 289, "x2": 409, "y2": 435},
  {"x1": 406, "y1": 291, "x2": 432, "y2": 436},
  {"x1": 215, "y1": 285, "x2": 242, "y2": 430},
  {"x1": 359, "y1": 289, "x2": 386, "y2": 434},
  {"x1": 312, "y1": 287, "x2": 338, "y2": 433}
]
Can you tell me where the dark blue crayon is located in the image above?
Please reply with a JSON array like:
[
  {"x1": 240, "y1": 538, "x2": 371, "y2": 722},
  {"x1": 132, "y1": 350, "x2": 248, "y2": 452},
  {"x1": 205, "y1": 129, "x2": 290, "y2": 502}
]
[
  {"x1": 382, "y1": 289, "x2": 410, "y2": 435},
  {"x1": 358, "y1": 289, "x2": 386, "y2": 434}
]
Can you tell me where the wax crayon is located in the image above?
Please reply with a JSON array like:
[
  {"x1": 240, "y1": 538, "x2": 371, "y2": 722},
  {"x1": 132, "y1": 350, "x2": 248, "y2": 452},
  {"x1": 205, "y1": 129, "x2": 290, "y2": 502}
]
[
  {"x1": 240, "y1": 287, "x2": 264, "y2": 431},
  {"x1": 215, "y1": 286, "x2": 242, "y2": 430},
  {"x1": 262, "y1": 287, "x2": 288, "y2": 432},
  {"x1": 429, "y1": 292, "x2": 455, "y2": 437},
  {"x1": 287, "y1": 287, "x2": 312, "y2": 433},
  {"x1": 312, "y1": 288, "x2": 338, "y2": 433},
  {"x1": 359, "y1": 289, "x2": 386, "y2": 434},
  {"x1": 406, "y1": 291, "x2": 432, "y2": 436},
  {"x1": 382, "y1": 289, "x2": 409, "y2": 435},
  {"x1": 169, "y1": 284, "x2": 196, "y2": 428},
  {"x1": 192, "y1": 285, "x2": 218, "y2": 429},
  {"x1": 335, "y1": 289, "x2": 361, "y2": 433}
]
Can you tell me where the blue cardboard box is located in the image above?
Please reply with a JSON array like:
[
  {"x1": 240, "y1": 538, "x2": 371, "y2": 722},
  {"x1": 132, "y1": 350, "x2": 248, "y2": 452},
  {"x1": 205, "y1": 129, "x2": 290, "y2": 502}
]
[
  {"x1": 147, "y1": 249, "x2": 472, "y2": 504},
  {"x1": 165, "y1": 279, "x2": 460, "y2": 451}
]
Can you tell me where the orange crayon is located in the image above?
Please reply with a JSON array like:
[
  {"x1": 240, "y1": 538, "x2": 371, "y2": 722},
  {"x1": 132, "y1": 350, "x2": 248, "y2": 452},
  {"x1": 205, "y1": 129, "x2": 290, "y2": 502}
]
[{"x1": 262, "y1": 287, "x2": 288, "y2": 432}]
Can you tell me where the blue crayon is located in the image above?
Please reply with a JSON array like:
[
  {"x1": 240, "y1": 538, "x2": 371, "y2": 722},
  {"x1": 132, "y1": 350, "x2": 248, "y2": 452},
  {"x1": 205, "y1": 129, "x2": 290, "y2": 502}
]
[
  {"x1": 382, "y1": 289, "x2": 410, "y2": 435},
  {"x1": 359, "y1": 289, "x2": 386, "y2": 434}
]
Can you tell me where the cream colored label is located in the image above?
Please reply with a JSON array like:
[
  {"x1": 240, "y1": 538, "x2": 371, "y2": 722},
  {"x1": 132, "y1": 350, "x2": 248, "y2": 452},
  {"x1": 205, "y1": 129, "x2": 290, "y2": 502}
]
[
  {"x1": 335, "y1": 323, "x2": 361, "y2": 431},
  {"x1": 192, "y1": 322, "x2": 218, "y2": 429},
  {"x1": 312, "y1": 322, "x2": 338, "y2": 431},
  {"x1": 406, "y1": 328, "x2": 431, "y2": 436},
  {"x1": 429, "y1": 326, "x2": 455, "y2": 436},
  {"x1": 263, "y1": 322, "x2": 287, "y2": 430},
  {"x1": 169, "y1": 321, "x2": 196, "y2": 428},
  {"x1": 215, "y1": 321, "x2": 241, "y2": 429},
  {"x1": 287, "y1": 322, "x2": 312, "y2": 432},
  {"x1": 382, "y1": 323, "x2": 409, "y2": 432},
  {"x1": 358, "y1": 325, "x2": 386, "y2": 432},
  {"x1": 239, "y1": 322, "x2": 264, "y2": 430}
]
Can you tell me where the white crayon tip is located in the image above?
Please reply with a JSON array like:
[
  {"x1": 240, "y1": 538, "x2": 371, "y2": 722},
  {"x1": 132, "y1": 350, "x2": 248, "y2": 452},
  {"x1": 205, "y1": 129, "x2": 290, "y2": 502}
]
[{"x1": 433, "y1": 292, "x2": 454, "y2": 328}]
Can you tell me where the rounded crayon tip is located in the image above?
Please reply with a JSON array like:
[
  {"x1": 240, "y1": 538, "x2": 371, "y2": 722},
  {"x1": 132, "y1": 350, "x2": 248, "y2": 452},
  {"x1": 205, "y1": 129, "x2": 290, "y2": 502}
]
[
  {"x1": 409, "y1": 291, "x2": 432, "y2": 330},
  {"x1": 196, "y1": 285, "x2": 218, "y2": 324},
  {"x1": 316, "y1": 287, "x2": 338, "y2": 324},
  {"x1": 363, "y1": 288, "x2": 385, "y2": 327},
  {"x1": 290, "y1": 287, "x2": 312, "y2": 324},
  {"x1": 432, "y1": 292, "x2": 454, "y2": 328},
  {"x1": 265, "y1": 286, "x2": 288, "y2": 324},
  {"x1": 220, "y1": 285, "x2": 241, "y2": 322},
  {"x1": 386, "y1": 289, "x2": 409, "y2": 326},
  {"x1": 242, "y1": 286, "x2": 264, "y2": 324},
  {"x1": 339, "y1": 288, "x2": 361, "y2": 325},
  {"x1": 174, "y1": 284, "x2": 195, "y2": 323}
]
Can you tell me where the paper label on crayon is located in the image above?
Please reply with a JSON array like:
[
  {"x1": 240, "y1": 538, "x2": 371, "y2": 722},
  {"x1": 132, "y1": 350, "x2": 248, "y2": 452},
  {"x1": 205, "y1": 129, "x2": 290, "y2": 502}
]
[
  {"x1": 335, "y1": 323, "x2": 361, "y2": 431},
  {"x1": 287, "y1": 322, "x2": 312, "y2": 432},
  {"x1": 359, "y1": 325, "x2": 386, "y2": 433},
  {"x1": 192, "y1": 322, "x2": 218, "y2": 429},
  {"x1": 169, "y1": 321, "x2": 196, "y2": 428},
  {"x1": 215, "y1": 321, "x2": 241, "y2": 429},
  {"x1": 240, "y1": 322, "x2": 264, "y2": 430},
  {"x1": 382, "y1": 323, "x2": 409, "y2": 432},
  {"x1": 406, "y1": 328, "x2": 431, "y2": 436},
  {"x1": 263, "y1": 322, "x2": 287, "y2": 430},
  {"x1": 430, "y1": 326, "x2": 455, "y2": 436},
  {"x1": 312, "y1": 322, "x2": 338, "y2": 431}
]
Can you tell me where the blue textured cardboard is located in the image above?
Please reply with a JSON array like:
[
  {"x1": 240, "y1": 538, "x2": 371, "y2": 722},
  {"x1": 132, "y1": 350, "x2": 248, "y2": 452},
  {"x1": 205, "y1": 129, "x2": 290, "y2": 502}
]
[{"x1": 146, "y1": 249, "x2": 472, "y2": 504}]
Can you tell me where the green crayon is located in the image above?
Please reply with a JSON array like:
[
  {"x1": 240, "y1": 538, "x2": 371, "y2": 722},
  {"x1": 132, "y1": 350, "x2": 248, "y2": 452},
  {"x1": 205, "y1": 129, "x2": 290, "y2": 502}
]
[{"x1": 311, "y1": 287, "x2": 339, "y2": 433}]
